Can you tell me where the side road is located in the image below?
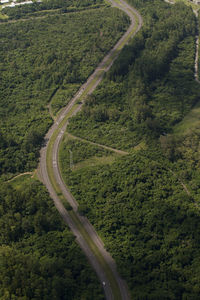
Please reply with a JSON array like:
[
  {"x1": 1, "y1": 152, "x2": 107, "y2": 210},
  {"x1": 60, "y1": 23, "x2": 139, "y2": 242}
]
[{"x1": 39, "y1": 1, "x2": 142, "y2": 299}]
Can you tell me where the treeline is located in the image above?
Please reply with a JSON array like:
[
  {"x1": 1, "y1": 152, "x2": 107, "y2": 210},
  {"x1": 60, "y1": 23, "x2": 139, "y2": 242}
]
[
  {"x1": 0, "y1": 179, "x2": 104, "y2": 299},
  {"x1": 0, "y1": 7, "x2": 129, "y2": 177},
  {"x1": 1, "y1": 0, "x2": 105, "y2": 20}
]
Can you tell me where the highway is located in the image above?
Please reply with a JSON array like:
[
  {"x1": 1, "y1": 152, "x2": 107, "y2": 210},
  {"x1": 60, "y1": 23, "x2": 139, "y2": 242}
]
[{"x1": 39, "y1": 1, "x2": 142, "y2": 299}]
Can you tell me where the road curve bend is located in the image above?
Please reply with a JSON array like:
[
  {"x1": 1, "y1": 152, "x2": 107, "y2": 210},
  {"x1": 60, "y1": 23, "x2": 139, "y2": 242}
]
[{"x1": 39, "y1": 1, "x2": 142, "y2": 299}]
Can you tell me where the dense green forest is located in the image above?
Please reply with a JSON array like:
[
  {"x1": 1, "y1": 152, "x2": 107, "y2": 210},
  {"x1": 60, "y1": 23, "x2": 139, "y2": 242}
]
[
  {"x1": 0, "y1": 6, "x2": 129, "y2": 178},
  {"x1": 2, "y1": 0, "x2": 200, "y2": 298},
  {"x1": 58, "y1": 0, "x2": 200, "y2": 298},
  {"x1": 0, "y1": 179, "x2": 104, "y2": 299}
]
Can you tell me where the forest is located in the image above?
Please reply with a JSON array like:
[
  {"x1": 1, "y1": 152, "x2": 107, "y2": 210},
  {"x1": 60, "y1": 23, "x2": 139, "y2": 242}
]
[
  {"x1": 1, "y1": 0, "x2": 200, "y2": 298},
  {"x1": 58, "y1": 0, "x2": 200, "y2": 298}
]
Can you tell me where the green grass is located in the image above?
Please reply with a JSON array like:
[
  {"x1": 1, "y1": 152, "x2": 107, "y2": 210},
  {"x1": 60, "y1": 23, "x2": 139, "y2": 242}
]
[
  {"x1": 173, "y1": 101, "x2": 200, "y2": 135},
  {"x1": 7, "y1": 174, "x2": 33, "y2": 189},
  {"x1": 131, "y1": 140, "x2": 146, "y2": 152},
  {"x1": 0, "y1": 5, "x2": 8, "y2": 19},
  {"x1": 73, "y1": 155, "x2": 117, "y2": 171}
]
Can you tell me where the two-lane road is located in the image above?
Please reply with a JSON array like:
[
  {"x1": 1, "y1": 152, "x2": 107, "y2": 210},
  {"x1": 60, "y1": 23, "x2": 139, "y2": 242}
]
[{"x1": 39, "y1": 1, "x2": 142, "y2": 299}]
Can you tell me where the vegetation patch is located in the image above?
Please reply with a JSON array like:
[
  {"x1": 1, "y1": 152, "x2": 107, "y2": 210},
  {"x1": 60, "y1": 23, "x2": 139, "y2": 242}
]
[
  {"x1": 59, "y1": 133, "x2": 116, "y2": 173},
  {"x1": 73, "y1": 155, "x2": 117, "y2": 171}
]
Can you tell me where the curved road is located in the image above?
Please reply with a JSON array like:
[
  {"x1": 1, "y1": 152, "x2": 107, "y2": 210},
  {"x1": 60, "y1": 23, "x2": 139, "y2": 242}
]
[{"x1": 39, "y1": 1, "x2": 142, "y2": 299}]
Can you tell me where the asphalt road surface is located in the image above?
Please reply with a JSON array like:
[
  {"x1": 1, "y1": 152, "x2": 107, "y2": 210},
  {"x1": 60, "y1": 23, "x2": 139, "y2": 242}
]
[{"x1": 39, "y1": 1, "x2": 142, "y2": 299}]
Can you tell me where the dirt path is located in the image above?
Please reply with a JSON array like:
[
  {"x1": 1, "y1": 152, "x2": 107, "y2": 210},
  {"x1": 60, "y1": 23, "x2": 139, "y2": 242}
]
[
  {"x1": 66, "y1": 132, "x2": 129, "y2": 155},
  {"x1": 6, "y1": 171, "x2": 33, "y2": 183}
]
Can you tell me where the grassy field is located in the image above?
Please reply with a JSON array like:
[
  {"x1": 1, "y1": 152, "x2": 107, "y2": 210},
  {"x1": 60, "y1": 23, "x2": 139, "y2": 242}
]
[
  {"x1": 6, "y1": 173, "x2": 33, "y2": 189},
  {"x1": 59, "y1": 133, "x2": 117, "y2": 171},
  {"x1": 72, "y1": 155, "x2": 117, "y2": 170},
  {"x1": 173, "y1": 101, "x2": 200, "y2": 134},
  {"x1": 0, "y1": 5, "x2": 8, "y2": 19}
]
